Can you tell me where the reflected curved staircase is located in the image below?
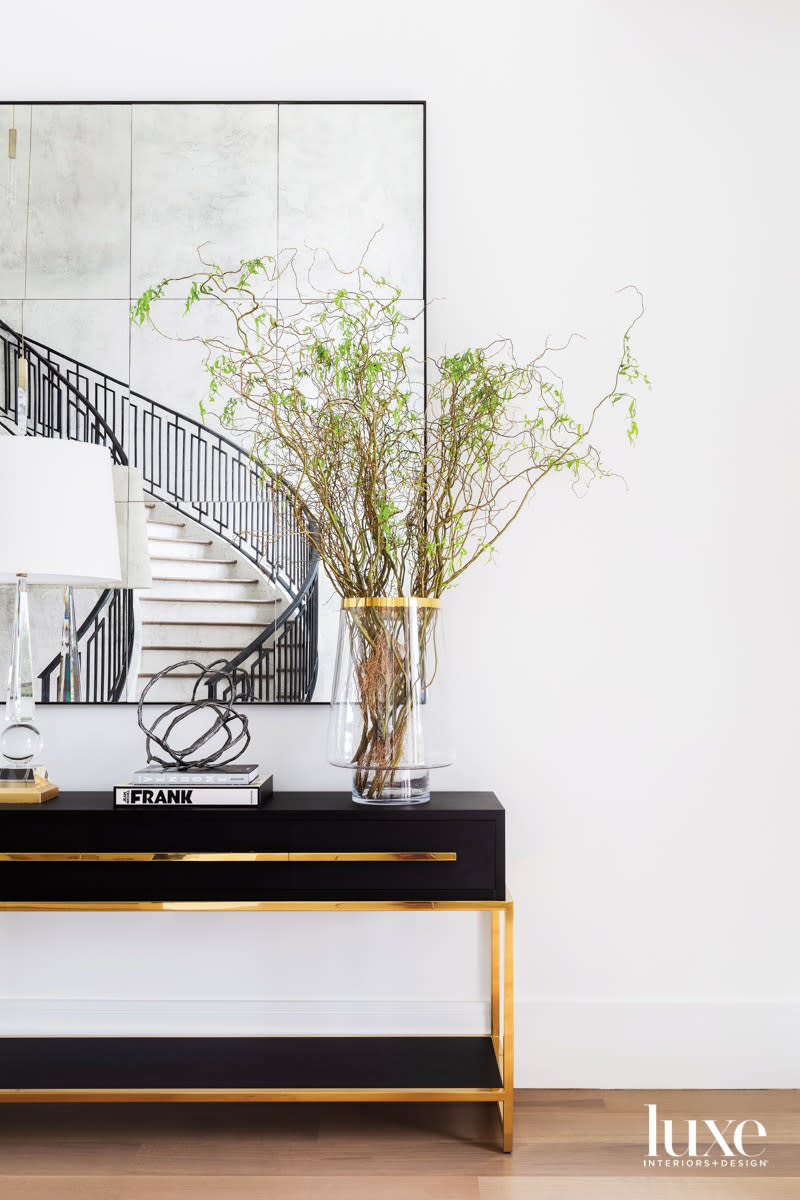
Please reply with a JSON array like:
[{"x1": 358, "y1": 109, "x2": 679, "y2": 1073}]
[{"x1": 0, "y1": 318, "x2": 319, "y2": 704}]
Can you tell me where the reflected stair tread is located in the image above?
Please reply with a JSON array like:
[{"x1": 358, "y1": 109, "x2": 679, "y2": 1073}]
[
  {"x1": 150, "y1": 577, "x2": 259, "y2": 585},
  {"x1": 141, "y1": 646, "x2": 246, "y2": 651},
  {"x1": 138, "y1": 670, "x2": 306, "y2": 679},
  {"x1": 150, "y1": 557, "x2": 238, "y2": 565},
  {"x1": 0, "y1": 1037, "x2": 503, "y2": 1091},
  {"x1": 147, "y1": 536, "x2": 213, "y2": 546},
  {"x1": 138, "y1": 671, "x2": 237, "y2": 679},
  {"x1": 140, "y1": 597, "x2": 279, "y2": 605},
  {"x1": 141, "y1": 620, "x2": 267, "y2": 627}
]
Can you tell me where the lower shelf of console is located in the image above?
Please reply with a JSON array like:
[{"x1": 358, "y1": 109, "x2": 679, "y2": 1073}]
[{"x1": 0, "y1": 1036, "x2": 504, "y2": 1099}]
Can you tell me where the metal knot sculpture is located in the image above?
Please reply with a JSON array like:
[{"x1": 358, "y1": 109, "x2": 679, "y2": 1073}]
[{"x1": 137, "y1": 659, "x2": 252, "y2": 768}]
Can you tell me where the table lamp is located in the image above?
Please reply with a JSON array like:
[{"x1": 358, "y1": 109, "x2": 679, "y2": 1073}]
[{"x1": 0, "y1": 438, "x2": 122, "y2": 789}]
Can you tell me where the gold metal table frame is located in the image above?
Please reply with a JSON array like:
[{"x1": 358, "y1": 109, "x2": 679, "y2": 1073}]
[{"x1": 0, "y1": 892, "x2": 515, "y2": 1153}]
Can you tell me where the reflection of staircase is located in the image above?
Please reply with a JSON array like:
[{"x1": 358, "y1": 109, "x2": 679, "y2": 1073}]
[
  {"x1": 137, "y1": 503, "x2": 288, "y2": 700},
  {"x1": 0, "y1": 316, "x2": 320, "y2": 703}
]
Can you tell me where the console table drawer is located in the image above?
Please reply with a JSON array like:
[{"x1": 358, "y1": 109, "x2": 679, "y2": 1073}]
[
  {"x1": 0, "y1": 859, "x2": 293, "y2": 902},
  {"x1": 0, "y1": 817, "x2": 295, "y2": 853},
  {"x1": 285, "y1": 818, "x2": 499, "y2": 899},
  {"x1": 0, "y1": 837, "x2": 497, "y2": 901},
  {"x1": 0, "y1": 793, "x2": 505, "y2": 901}
]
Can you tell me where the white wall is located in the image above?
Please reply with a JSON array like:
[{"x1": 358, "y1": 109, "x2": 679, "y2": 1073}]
[{"x1": 1, "y1": 0, "x2": 799, "y2": 1086}]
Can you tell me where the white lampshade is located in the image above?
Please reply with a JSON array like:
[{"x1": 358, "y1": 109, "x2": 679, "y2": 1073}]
[
  {"x1": 112, "y1": 466, "x2": 153, "y2": 590},
  {"x1": 0, "y1": 438, "x2": 121, "y2": 585}
]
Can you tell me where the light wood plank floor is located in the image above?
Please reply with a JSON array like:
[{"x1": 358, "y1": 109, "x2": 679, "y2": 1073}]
[{"x1": 0, "y1": 1091, "x2": 796, "y2": 1199}]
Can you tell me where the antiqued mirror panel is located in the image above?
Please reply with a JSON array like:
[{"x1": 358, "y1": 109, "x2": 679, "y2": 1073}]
[{"x1": 0, "y1": 101, "x2": 425, "y2": 703}]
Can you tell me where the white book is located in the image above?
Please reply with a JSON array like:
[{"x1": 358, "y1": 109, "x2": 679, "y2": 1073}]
[
  {"x1": 131, "y1": 764, "x2": 260, "y2": 786},
  {"x1": 114, "y1": 775, "x2": 271, "y2": 807}
]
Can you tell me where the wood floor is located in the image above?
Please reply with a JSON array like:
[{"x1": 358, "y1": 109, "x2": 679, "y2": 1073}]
[{"x1": 0, "y1": 1090, "x2": 797, "y2": 1198}]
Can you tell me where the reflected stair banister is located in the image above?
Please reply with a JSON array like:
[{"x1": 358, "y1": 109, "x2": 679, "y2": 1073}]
[{"x1": 0, "y1": 319, "x2": 319, "y2": 704}]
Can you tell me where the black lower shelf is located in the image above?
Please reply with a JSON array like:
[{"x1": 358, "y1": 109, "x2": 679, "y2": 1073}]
[{"x1": 0, "y1": 1036, "x2": 503, "y2": 1092}]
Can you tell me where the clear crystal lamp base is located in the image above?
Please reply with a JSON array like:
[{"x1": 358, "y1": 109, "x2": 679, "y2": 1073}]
[{"x1": 0, "y1": 574, "x2": 44, "y2": 769}]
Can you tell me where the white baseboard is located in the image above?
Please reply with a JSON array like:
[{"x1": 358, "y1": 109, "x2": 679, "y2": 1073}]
[
  {"x1": 1, "y1": 998, "x2": 797, "y2": 1087},
  {"x1": 517, "y1": 1000, "x2": 800, "y2": 1088}
]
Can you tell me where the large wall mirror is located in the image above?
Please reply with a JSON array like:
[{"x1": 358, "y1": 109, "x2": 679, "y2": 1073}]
[{"x1": 0, "y1": 101, "x2": 425, "y2": 704}]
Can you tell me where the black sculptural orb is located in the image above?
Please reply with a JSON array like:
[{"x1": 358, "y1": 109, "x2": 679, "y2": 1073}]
[{"x1": 137, "y1": 660, "x2": 252, "y2": 768}]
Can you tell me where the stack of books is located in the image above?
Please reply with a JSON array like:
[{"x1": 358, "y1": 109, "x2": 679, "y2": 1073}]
[{"x1": 114, "y1": 764, "x2": 272, "y2": 807}]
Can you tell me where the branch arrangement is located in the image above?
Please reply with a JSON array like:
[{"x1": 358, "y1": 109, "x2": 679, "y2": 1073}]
[
  {"x1": 133, "y1": 249, "x2": 650, "y2": 797},
  {"x1": 132, "y1": 247, "x2": 650, "y2": 602}
]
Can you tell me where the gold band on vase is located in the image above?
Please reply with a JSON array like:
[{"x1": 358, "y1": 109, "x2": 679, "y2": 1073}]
[{"x1": 342, "y1": 596, "x2": 441, "y2": 610}]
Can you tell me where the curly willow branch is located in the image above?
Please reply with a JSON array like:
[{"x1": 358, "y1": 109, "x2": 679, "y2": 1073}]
[{"x1": 132, "y1": 247, "x2": 649, "y2": 604}]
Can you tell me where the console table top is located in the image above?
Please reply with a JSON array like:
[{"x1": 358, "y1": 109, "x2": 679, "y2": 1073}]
[{"x1": 3, "y1": 790, "x2": 503, "y2": 817}]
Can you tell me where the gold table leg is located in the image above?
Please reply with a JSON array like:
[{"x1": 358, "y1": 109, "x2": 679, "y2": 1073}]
[
  {"x1": 502, "y1": 898, "x2": 514, "y2": 1152},
  {"x1": 491, "y1": 910, "x2": 501, "y2": 1042},
  {"x1": 491, "y1": 898, "x2": 514, "y2": 1152}
]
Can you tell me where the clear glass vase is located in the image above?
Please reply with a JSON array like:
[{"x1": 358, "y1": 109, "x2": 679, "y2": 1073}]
[{"x1": 327, "y1": 597, "x2": 453, "y2": 804}]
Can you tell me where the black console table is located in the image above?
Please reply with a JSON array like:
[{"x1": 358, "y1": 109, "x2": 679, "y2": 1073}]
[{"x1": 0, "y1": 790, "x2": 514, "y2": 1151}]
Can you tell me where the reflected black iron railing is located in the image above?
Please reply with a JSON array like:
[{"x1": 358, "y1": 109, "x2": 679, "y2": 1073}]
[
  {"x1": 38, "y1": 589, "x2": 136, "y2": 704},
  {"x1": 0, "y1": 318, "x2": 319, "y2": 704},
  {"x1": 209, "y1": 561, "x2": 320, "y2": 703},
  {"x1": 129, "y1": 393, "x2": 315, "y2": 609}
]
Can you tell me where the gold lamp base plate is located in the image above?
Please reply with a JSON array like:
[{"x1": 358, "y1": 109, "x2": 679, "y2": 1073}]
[{"x1": 0, "y1": 772, "x2": 58, "y2": 805}]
